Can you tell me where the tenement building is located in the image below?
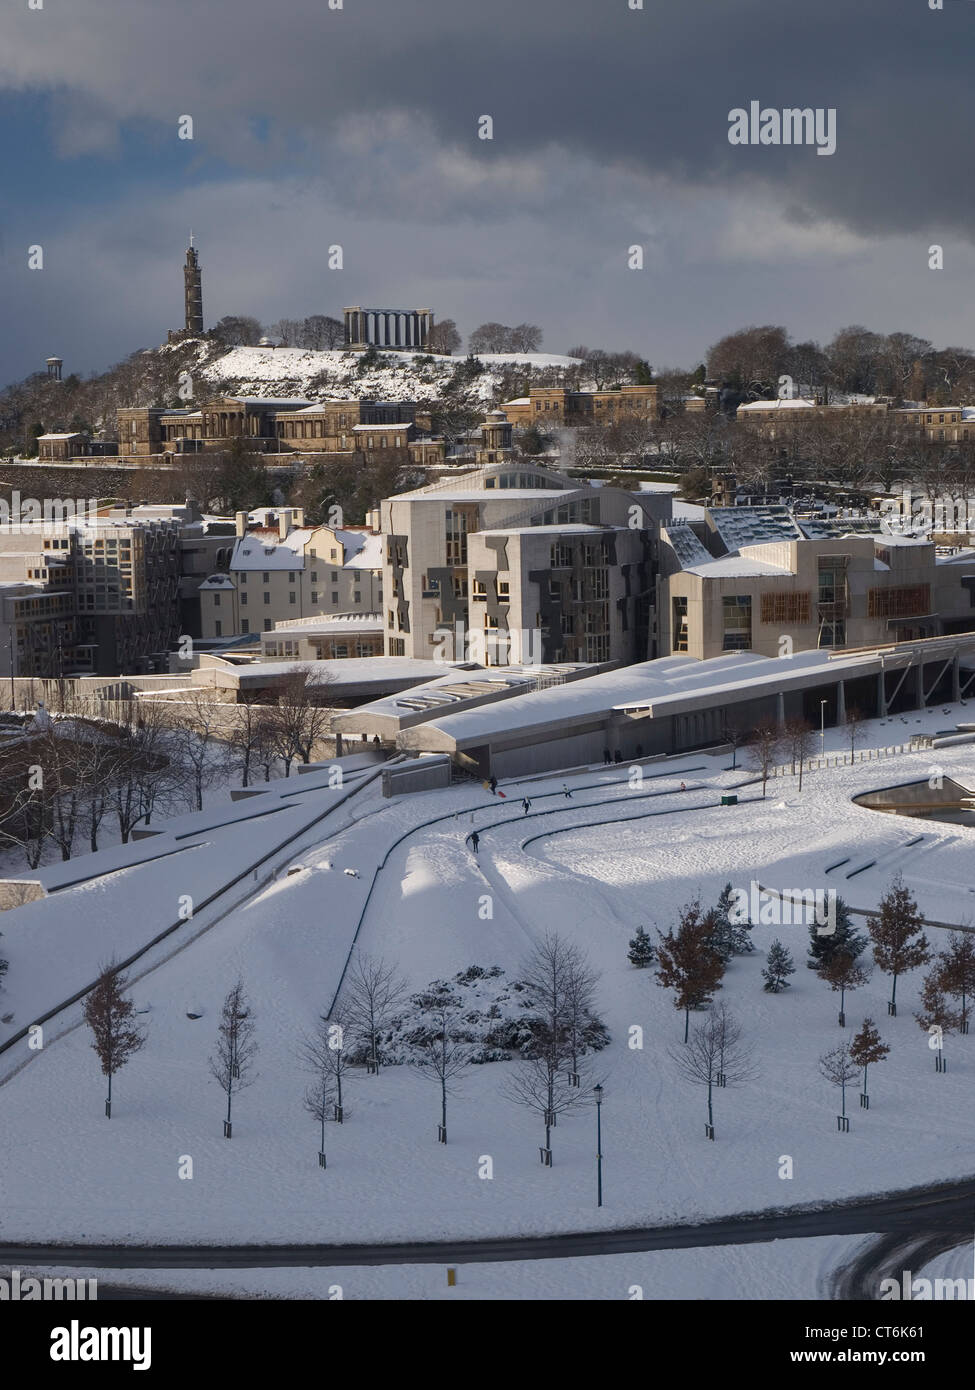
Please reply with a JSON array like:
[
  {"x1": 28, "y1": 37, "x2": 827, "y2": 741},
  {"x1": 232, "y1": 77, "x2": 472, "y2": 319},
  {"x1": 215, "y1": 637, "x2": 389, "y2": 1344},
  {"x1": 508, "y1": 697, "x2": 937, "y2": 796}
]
[
  {"x1": 500, "y1": 384, "x2": 660, "y2": 428},
  {"x1": 197, "y1": 508, "x2": 383, "y2": 639}
]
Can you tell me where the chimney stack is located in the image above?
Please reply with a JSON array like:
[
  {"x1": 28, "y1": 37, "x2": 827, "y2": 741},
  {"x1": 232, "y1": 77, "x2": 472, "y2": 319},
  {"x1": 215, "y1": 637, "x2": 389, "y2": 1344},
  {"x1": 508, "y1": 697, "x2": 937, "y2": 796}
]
[{"x1": 235, "y1": 511, "x2": 248, "y2": 537}]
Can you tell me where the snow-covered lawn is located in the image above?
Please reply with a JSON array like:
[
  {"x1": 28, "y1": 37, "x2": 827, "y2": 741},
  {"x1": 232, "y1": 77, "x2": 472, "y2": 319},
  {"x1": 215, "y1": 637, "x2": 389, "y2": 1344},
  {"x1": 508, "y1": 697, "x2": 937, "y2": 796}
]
[
  {"x1": 11, "y1": 1235, "x2": 872, "y2": 1300},
  {"x1": 0, "y1": 705, "x2": 973, "y2": 1248}
]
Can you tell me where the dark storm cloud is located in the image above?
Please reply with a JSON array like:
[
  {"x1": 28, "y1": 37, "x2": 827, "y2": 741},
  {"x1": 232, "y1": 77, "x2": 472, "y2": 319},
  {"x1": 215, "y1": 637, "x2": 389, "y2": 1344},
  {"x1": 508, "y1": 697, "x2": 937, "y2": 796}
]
[{"x1": 1, "y1": 0, "x2": 973, "y2": 384}]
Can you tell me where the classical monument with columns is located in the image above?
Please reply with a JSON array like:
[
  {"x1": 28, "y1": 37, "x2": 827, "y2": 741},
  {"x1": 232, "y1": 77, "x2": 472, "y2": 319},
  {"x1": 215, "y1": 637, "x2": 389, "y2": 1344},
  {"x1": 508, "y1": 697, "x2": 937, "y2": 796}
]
[{"x1": 343, "y1": 306, "x2": 434, "y2": 351}]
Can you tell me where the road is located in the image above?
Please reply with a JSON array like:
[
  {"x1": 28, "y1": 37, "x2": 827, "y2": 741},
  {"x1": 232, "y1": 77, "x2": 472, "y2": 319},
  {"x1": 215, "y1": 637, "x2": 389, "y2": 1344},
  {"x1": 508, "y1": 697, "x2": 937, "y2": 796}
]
[{"x1": 1, "y1": 1177, "x2": 971, "y2": 1286}]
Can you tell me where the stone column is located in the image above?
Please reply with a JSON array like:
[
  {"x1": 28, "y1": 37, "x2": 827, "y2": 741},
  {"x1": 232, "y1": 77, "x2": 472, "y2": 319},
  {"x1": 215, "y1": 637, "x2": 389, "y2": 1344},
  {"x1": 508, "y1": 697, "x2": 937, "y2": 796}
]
[
  {"x1": 915, "y1": 653, "x2": 925, "y2": 708},
  {"x1": 953, "y1": 651, "x2": 961, "y2": 703},
  {"x1": 836, "y1": 679, "x2": 846, "y2": 725},
  {"x1": 877, "y1": 669, "x2": 887, "y2": 718},
  {"x1": 775, "y1": 691, "x2": 785, "y2": 728}
]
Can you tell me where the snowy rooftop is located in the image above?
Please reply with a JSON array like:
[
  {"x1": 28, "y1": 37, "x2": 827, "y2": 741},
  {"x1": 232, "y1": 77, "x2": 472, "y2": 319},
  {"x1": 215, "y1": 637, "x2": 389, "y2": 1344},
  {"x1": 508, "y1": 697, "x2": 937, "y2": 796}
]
[
  {"x1": 683, "y1": 554, "x2": 794, "y2": 578},
  {"x1": 661, "y1": 522, "x2": 712, "y2": 568},
  {"x1": 709, "y1": 506, "x2": 803, "y2": 552},
  {"x1": 737, "y1": 398, "x2": 817, "y2": 412},
  {"x1": 267, "y1": 614, "x2": 384, "y2": 636}
]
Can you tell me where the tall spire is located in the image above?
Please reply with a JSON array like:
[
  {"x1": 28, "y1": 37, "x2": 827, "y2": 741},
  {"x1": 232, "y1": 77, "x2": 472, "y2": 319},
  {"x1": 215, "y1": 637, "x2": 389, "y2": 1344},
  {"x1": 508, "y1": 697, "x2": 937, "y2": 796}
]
[{"x1": 184, "y1": 237, "x2": 203, "y2": 334}]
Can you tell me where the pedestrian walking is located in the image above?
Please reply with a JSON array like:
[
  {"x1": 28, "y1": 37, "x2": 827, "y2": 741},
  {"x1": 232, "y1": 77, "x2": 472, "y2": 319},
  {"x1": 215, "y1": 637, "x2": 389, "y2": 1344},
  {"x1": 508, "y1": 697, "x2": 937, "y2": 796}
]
[
  {"x1": 522, "y1": 797, "x2": 531, "y2": 814},
  {"x1": 489, "y1": 775, "x2": 498, "y2": 794},
  {"x1": 470, "y1": 830, "x2": 480, "y2": 854},
  {"x1": 603, "y1": 748, "x2": 611, "y2": 765},
  {"x1": 563, "y1": 783, "x2": 572, "y2": 799}
]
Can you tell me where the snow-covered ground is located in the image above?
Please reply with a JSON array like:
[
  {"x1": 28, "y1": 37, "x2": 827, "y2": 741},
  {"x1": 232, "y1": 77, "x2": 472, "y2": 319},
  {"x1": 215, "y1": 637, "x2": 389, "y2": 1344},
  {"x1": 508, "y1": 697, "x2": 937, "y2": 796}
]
[
  {"x1": 196, "y1": 344, "x2": 580, "y2": 407},
  {"x1": 0, "y1": 703, "x2": 973, "y2": 1257},
  {"x1": 10, "y1": 1236, "x2": 872, "y2": 1300}
]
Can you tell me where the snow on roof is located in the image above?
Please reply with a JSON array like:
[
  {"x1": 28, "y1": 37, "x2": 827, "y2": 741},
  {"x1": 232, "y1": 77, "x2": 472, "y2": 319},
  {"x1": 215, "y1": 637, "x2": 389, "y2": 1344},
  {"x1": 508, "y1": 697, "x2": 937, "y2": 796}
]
[
  {"x1": 37, "y1": 432, "x2": 82, "y2": 440},
  {"x1": 683, "y1": 554, "x2": 793, "y2": 578},
  {"x1": 199, "y1": 574, "x2": 235, "y2": 589},
  {"x1": 267, "y1": 614, "x2": 384, "y2": 636},
  {"x1": 335, "y1": 530, "x2": 383, "y2": 569},
  {"x1": 709, "y1": 506, "x2": 803, "y2": 551},
  {"x1": 243, "y1": 657, "x2": 456, "y2": 685},
  {"x1": 232, "y1": 532, "x2": 312, "y2": 570},
  {"x1": 502, "y1": 397, "x2": 531, "y2": 406},
  {"x1": 420, "y1": 648, "x2": 881, "y2": 745},
  {"x1": 352, "y1": 422, "x2": 410, "y2": 432},
  {"x1": 737, "y1": 398, "x2": 817, "y2": 412},
  {"x1": 662, "y1": 523, "x2": 712, "y2": 568}
]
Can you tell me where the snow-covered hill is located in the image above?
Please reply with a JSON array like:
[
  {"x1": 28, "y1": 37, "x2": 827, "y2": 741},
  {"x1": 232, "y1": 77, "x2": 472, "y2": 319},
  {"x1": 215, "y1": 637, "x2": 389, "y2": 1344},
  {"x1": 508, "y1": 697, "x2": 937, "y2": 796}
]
[{"x1": 172, "y1": 342, "x2": 582, "y2": 405}]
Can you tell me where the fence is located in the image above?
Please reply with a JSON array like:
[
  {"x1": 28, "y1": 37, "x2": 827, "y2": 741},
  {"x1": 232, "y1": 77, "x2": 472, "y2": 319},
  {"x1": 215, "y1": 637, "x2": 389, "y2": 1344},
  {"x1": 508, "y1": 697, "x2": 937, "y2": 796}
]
[{"x1": 767, "y1": 737, "x2": 934, "y2": 778}]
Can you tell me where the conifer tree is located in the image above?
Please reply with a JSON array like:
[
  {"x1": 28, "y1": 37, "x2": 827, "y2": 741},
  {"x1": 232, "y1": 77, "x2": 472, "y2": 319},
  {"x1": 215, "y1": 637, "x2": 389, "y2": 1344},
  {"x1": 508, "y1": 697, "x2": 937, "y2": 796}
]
[
  {"x1": 627, "y1": 926, "x2": 655, "y2": 969},
  {"x1": 807, "y1": 897, "x2": 867, "y2": 970},
  {"x1": 717, "y1": 881, "x2": 754, "y2": 954},
  {"x1": 762, "y1": 939, "x2": 795, "y2": 993},
  {"x1": 869, "y1": 875, "x2": 930, "y2": 1015}
]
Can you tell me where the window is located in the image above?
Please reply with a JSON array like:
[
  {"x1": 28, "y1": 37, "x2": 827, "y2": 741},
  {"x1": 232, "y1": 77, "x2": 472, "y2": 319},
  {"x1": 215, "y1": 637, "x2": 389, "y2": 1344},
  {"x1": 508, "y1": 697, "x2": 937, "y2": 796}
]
[
  {"x1": 722, "y1": 595, "x2": 752, "y2": 651},
  {"x1": 213, "y1": 593, "x2": 221, "y2": 607},
  {"x1": 331, "y1": 572, "x2": 339, "y2": 581},
  {"x1": 388, "y1": 609, "x2": 395, "y2": 628},
  {"x1": 332, "y1": 591, "x2": 338, "y2": 604},
  {"x1": 264, "y1": 619, "x2": 272, "y2": 631},
  {"x1": 311, "y1": 591, "x2": 318, "y2": 603},
  {"x1": 311, "y1": 571, "x2": 318, "y2": 582},
  {"x1": 760, "y1": 592, "x2": 810, "y2": 625},
  {"x1": 214, "y1": 620, "x2": 222, "y2": 636},
  {"x1": 497, "y1": 580, "x2": 510, "y2": 598},
  {"x1": 289, "y1": 592, "x2": 297, "y2": 605},
  {"x1": 389, "y1": 638, "x2": 406, "y2": 655},
  {"x1": 472, "y1": 580, "x2": 487, "y2": 598},
  {"x1": 354, "y1": 591, "x2": 361, "y2": 603},
  {"x1": 289, "y1": 573, "x2": 296, "y2": 584},
  {"x1": 240, "y1": 593, "x2": 248, "y2": 606},
  {"x1": 550, "y1": 543, "x2": 572, "y2": 568},
  {"x1": 263, "y1": 591, "x2": 270, "y2": 604},
  {"x1": 445, "y1": 509, "x2": 468, "y2": 565},
  {"x1": 263, "y1": 572, "x2": 269, "y2": 583},
  {"x1": 673, "y1": 596, "x2": 689, "y2": 652},
  {"x1": 241, "y1": 619, "x2": 249, "y2": 634}
]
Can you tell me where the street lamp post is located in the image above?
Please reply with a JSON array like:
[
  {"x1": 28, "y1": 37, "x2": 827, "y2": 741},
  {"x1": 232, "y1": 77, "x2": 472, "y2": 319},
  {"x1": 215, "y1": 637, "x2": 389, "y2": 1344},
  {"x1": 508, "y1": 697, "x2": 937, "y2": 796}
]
[
  {"x1": 593, "y1": 1082, "x2": 604, "y2": 1208},
  {"x1": 820, "y1": 698, "x2": 827, "y2": 757}
]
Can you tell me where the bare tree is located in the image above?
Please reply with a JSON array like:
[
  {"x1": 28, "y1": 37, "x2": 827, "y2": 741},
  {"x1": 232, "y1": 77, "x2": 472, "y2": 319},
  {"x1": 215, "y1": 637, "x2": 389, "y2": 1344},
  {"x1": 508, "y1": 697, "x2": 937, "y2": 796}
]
[
  {"x1": 783, "y1": 716, "x2": 814, "y2": 791},
  {"x1": 82, "y1": 961, "x2": 146, "y2": 1118},
  {"x1": 342, "y1": 953, "x2": 408, "y2": 1072},
  {"x1": 174, "y1": 691, "x2": 225, "y2": 810},
  {"x1": 937, "y1": 932, "x2": 975, "y2": 1032},
  {"x1": 210, "y1": 978, "x2": 257, "y2": 1138},
  {"x1": 502, "y1": 1054, "x2": 591, "y2": 1162},
  {"x1": 410, "y1": 1000, "x2": 473, "y2": 1142},
  {"x1": 748, "y1": 722, "x2": 782, "y2": 798},
  {"x1": 668, "y1": 1004, "x2": 754, "y2": 1139},
  {"x1": 846, "y1": 706, "x2": 865, "y2": 762},
  {"x1": 819, "y1": 1042, "x2": 859, "y2": 1125},
  {"x1": 228, "y1": 701, "x2": 265, "y2": 788},
  {"x1": 300, "y1": 1012, "x2": 352, "y2": 1157},
  {"x1": 269, "y1": 667, "x2": 336, "y2": 774}
]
